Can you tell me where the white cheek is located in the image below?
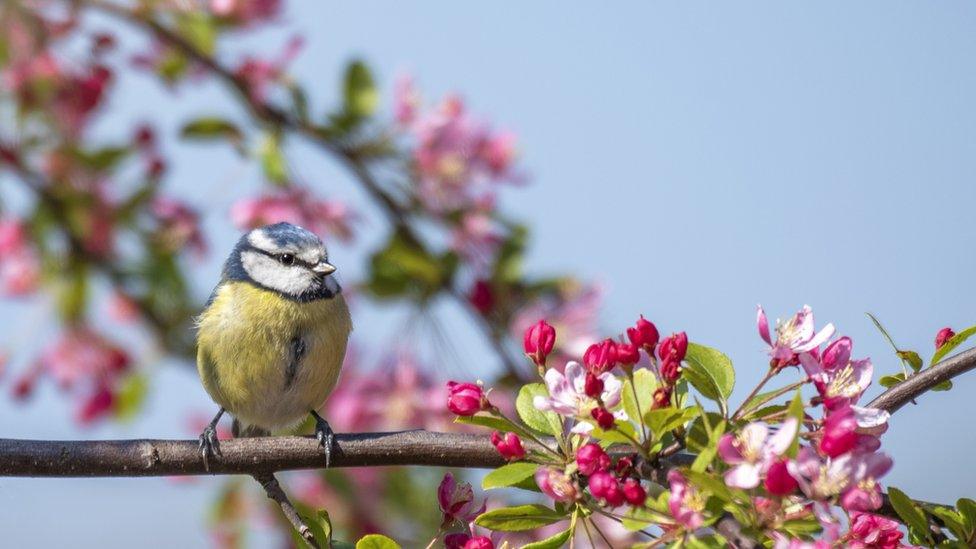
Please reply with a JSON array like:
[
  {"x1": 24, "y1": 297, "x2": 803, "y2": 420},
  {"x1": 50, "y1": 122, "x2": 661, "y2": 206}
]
[{"x1": 241, "y1": 251, "x2": 314, "y2": 295}]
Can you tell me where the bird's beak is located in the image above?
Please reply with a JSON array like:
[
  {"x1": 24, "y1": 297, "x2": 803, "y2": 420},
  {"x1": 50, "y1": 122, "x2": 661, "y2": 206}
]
[{"x1": 313, "y1": 261, "x2": 337, "y2": 275}]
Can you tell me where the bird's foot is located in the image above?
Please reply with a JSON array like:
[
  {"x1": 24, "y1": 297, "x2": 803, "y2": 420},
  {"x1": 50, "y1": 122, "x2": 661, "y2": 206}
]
[
  {"x1": 311, "y1": 411, "x2": 335, "y2": 468},
  {"x1": 199, "y1": 425, "x2": 222, "y2": 472}
]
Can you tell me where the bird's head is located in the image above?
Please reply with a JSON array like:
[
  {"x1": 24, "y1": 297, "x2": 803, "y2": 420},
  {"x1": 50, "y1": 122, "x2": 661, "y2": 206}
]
[{"x1": 228, "y1": 222, "x2": 339, "y2": 299}]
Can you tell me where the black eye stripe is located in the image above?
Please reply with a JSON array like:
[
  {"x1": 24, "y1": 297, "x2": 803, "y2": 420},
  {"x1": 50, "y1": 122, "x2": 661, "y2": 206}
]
[{"x1": 248, "y1": 246, "x2": 317, "y2": 269}]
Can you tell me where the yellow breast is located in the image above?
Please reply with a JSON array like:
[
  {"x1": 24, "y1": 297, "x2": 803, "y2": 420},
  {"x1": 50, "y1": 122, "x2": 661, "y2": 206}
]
[{"x1": 196, "y1": 281, "x2": 352, "y2": 430}]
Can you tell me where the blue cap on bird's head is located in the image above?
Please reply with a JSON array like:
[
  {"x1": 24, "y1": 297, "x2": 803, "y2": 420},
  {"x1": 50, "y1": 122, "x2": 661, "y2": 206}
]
[{"x1": 223, "y1": 222, "x2": 340, "y2": 300}]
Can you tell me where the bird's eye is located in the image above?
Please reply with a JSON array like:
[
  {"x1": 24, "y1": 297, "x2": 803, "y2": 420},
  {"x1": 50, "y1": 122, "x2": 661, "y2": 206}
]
[{"x1": 279, "y1": 254, "x2": 295, "y2": 266}]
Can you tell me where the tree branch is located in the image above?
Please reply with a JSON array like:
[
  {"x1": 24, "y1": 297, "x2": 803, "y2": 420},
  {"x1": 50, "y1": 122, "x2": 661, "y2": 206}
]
[
  {"x1": 253, "y1": 472, "x2": 320, "y2": 548},
  {"x1": 868, "y1": 347, "x2": 976, "y2": 413}
]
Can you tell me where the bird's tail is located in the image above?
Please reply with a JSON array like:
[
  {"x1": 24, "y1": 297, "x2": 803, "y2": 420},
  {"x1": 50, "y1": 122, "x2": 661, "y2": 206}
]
[{"x1": 232, "y1": 418, "x2": 271, "y2": 438}]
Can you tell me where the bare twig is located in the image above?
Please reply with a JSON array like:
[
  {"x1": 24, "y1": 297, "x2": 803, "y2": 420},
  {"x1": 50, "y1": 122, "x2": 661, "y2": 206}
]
[
  {"x1": 253, "y1": 472, "x2": 320, "y2": 548},
  {"x1": 868, "y1": 347, "x2": 976, "y2": 413}
]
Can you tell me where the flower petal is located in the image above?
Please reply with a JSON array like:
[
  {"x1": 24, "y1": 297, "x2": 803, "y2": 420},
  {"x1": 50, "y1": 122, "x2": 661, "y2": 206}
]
[
  {"x1": 757, "y1": 305, "x2": 772, "y2": 345},
  {"x1": 724, "y1": 463, "x2": 761, "y2": 489}
]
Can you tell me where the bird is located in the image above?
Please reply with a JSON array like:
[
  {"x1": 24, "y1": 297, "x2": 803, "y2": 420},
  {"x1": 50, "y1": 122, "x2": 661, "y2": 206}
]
[{"x1": 195, "y1": 222, "x2": 352, "y2": 470}]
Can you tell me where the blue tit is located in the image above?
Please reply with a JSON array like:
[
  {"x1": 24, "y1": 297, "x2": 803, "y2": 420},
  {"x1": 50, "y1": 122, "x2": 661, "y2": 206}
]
[{"x1": 195, "y1": 222, "x2": 352, "y2": 469}]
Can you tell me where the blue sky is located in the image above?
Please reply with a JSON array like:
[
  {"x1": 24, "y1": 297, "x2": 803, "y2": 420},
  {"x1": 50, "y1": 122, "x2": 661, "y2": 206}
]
[{"x1": 1, "y1": 2, "x2": 974, "y2": 546}]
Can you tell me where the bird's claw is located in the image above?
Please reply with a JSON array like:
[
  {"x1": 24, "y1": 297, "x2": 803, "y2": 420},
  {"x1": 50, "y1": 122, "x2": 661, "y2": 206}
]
[
  {"x1": 313, "y1": 415, "x2": 335, "y2": 468},
  {"x1": 199, "y1": 425, "x2": 222, "y2": 472}
]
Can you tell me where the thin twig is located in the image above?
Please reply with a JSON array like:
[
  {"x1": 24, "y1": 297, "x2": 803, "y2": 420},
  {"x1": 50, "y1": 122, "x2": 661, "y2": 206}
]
[{"x1": 252, "y1": 472, "x2": 320, "y2": 548}]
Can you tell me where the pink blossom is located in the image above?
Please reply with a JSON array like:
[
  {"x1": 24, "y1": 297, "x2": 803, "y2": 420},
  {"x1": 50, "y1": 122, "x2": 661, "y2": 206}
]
[
  {"x1": 231, "y1": 187, "x2": 356, "y2": 242},
  {"x1": 840, "y1": 452, "x2": 893, "y2": 512},
  {"x1": 75, "y1": 384, "x2": 115, "y2": 425},
  {"x1": 533, "y1": 361, "x2": 624, "y2": 434},
  {"x1": 667, "y1": 470, "x2": 704, "y2": 530},
  {"x1": 772, "y1": 533, "x2": 831, "y2": 549},
  {"x1": 438, "y1": 473, "x2": 486, "y2": 527},
  {"x1": 800, "y1": 337, "x2": 875, "y2": 410},
  {"x1": 847, "y1": 512, "x2": 905, "y2": 548},
  {"x1": 38, "y1": 328, "x2": 130, "y2": 389},
  {"x1": 787, "y1": 447, "x2": 854, "y2": 500},
  {"x1": 0, "y1": 249, "x2": 40, "y2": 296},
  {"x1": 489, "y1": 432, "x2": 525, "y2": 461},
  {"x1": 447, "y1": 381, "x2": 488, "y2": 416},
  {"x1": 718, "y1": 419, "x2": 798, "y2": 489},
  {"x1": 757, "y1": 305, "x2": 835, "y2": 364},
  {"x1": 627, "y1": 315, "x2": 660, "y2": 353},
  {"x1": 393, "y1": 74, "x2": 421, "y2": 126},
  {"x1": 575, "y1": 443, "x2": 611, "y2": 475},
  {"x1": 819, "y1": 406, "x2": 859, "y2": 457},
  {"x1": 523, "y1": 319, "x2": 556, "y2": 367},
  {"x1": 107, "y1": 292, "x2": 140, "y2": 324},
  {"x1": 588, "y1": 471, "x2": 624, "y2": 507},
  {"x1": 764, "y1": 458, "x2": 799, "y2": 495},
  {"x1": 534, "y1": 466, "x2": 579, "y2": 503},
  {"x1": 233, "y1": 36, "x2": 303, "y2": 103}
]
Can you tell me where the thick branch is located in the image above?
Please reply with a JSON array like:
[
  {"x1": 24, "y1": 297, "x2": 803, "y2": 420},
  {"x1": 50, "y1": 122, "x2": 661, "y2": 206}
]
[{"x1": 868, "y1": 347, "x2": 976, "y2": 413}]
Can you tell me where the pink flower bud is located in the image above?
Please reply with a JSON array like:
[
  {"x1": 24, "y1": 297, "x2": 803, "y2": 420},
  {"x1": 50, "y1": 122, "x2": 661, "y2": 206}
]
[
  {"x1": 615, "y1": 343, "x2": 640, "y2": 366},
  {"x1": 523, "y1": 320, "x2": 556, "y2": 367},
  {"x1": 819, "y1": 407, "x2": 858, "y2": 458},
  {"x1": 763, "y1": 458, "x2": 798, "y2": 495},
  {"x1": 490, "y1": 431, "x2": 525, "y2": 461},
  {"x1": 464, "y1": 537, "x2": 494, "y2": 549},
  {"x1": 587, "y1": 471, "x2": 616, "y2": 499},
  {"x1": 446, "y1": 381, "x2": 488, "y2": 416},
  {"x1": 583, "y1": 372, "x2": 604, "y2": 398},
  {"x1": 622, "y1": 478, "x2": 647, "y2": 506},
  {"x1": 603, "y1": 479, "x2": 625, "y2": 507},
  {"x1": 584, "y1": 339, "x2": 618, "y2": 374},
  {"x1": 935, "y1": 327, "x2": 955, "y2": 350},
  {"x1": 627, "y1": 315, "x2": 660, "y2": 352},
  {"x1": 590, "y1": 406, "x2": 615, "y2": 430},
  {"x1": 76, "y1": 385, "x2": 115, "y2": 425},
  {"x1": 652, "y1": 386, "x2": 672, "y2": 409},
  {"x1": 615, "y1": 456, "x2": 635, "y2": 477},
  {"x1": 575, "y1": 443, "x2": 611, "y2": 475},
  {"x1": 660, "y1": 357, "x2": 682, "y2": 384},
  {"x1": 534, "y1": 466, "x2": 579, "y2": 502},
  {"x1": 658, "y1": 332, "x2": 688, "y2": 364}
]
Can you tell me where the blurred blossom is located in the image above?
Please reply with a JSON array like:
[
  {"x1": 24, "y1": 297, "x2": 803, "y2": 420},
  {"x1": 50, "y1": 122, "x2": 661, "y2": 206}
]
[
  {"x1": 231, "y1": 186, "x2": 357, "y2": 242},
  {"x1": 0, "y1": 219, "x2": 41, "y2": 296},
  {"x1": 233, "y1": 36, "x2": 303, "y2": 103},
  {"x1": 38, "y1": 327, "x2": 130, "y2": 389},
  {"x1": 107, "y1": 292, "x2": 141, "y2": 324},
  {"x1": 450, "y1": 196, "x2": 502, "y2": 267},
  {"x1": 325, "y1": 351, "x2": 452, "y2": 432},
  {"x1": 512, "y1": 283, "x2": 603, "y2": 362},
  {"x1": 210, "y1": 0, "x2": 281, "y2": 25},
  {"x1": 393, "y1": 74, "x2": 420, "y2": 126},
  {"x1": 152, "y1": 196, "x2": 207, "y2": 255}
]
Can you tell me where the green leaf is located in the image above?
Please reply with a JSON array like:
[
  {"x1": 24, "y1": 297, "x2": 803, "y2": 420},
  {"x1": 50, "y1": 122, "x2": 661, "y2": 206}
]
[
  {"x1": 928, "y1": 506, "x2": 967, "y2": 540},
  {"x1": 454, "y1": 414, "x2": 521, "y2": 433},
  {"x1": 622, "y1": 368, "x2": 657, "y2": 427},
  {"x1": 589, "y1": 419, "x2": 638, "y2": 444},
  {"x1": 888, "y1": 487, "x2": 932, "y2": 544},
  {"x1": 474, "y1": 504, "x2": 567, "y2": 532},
  {"x1": 867, "y1": 312, "x2": 900, "y2": 352},
  {"x1": 879, "y1": 373, "x2": 906, "y2": 388},
  {"x1": 355, "y1": 534, "x2": 401, "y2": 549},
  {"x1": 957, "y1": 497, "x2": 976, "y2": 533},
  {"x1": 71, "y1": 146, "x2": 130, "y2": 171},
  {"x1": 343, "y1": 60, "x2": 378, "y2": 119},
  {"x1": 683, "y1": 469, "x2": 737, "y2": 504},
  {"x1": 897, "y1": 350, "x2": 923, "y2": 373},
  {"x1": 932, "y1": 325, "x2": 976, "y2": 365},
  {"x1": 932, "y1": 380, "x2": 953, "y2": 391},
  {"x1": 516, "y1": 383, "x2": 564, "y2": 436},
  {"x1": 686, "y1": 412, "x2": 726, "y2": 453},
  {"x1": 483, "y1": 462, "x2": 540, "y2": 490},
  {"x1": 180, "y1": 117, "x2": 243, "y2": 142},
  {"x1": 491, "y1": 224, "x2": 528, "y2": 284},
  {"x1": 785, "y1": 390, "x2": 804, "y2": 458},
  {"x1": 683, "y1": 343, "x2": 735, "y2": 411},
  {"x1": 521, "y1": 527, "x2": 573, "y2": 549},
  {"x1": 645, "y1": 407, "x2": 698, "y2": 438},
  {"x1": 176, "y1": 11, "x2": 216, "y2": 55},
  {"x1": 260, "y1": 133, "x2": 288, "y2": 185},
  {"x1": 691, "y1": 419, "x2": 726, "y2": 473},
  {"x1": 365, "y1": 231, "x2": 454, "y2": 301}
]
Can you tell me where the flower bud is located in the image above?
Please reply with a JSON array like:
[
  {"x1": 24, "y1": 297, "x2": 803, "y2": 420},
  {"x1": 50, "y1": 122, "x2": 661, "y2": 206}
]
[
  {"x1": 660, "y1": 357, "x2": 682, "y2": 384},
  {"x1": 575, "y1": 443, "x2": 611, "y2": 475},
  {"x1": 603, "y1": 479, "x2": 625, "y2": 507},
  {"x1": 583, "y1": 372, "x2": 604, "y2": 398},
  {"x1": 535, "y1": 466, "x2": 579, "y2": 502},
  {"x1": 658, "y1": 332, "x2": 688, "y2": 364},
  {"x1": 622, "y1": 478, "x2": 647, "y2": 506},
  {"x1": 464, "y1": 537, "x2": 494, "y2": 549},
  {"x1": 819, "y1": 406, "x2": 858, "y2": 458},
  {"x1": 490, "y1": 431, "x2": 526, "y2": 461},
  {"x1": 587, "y1": 471, "x2": 616, "y2": 499},
  {"x1": 584, "y1": 339, "x2": 618, "y2": 374},
  {"x1": 590, "y1": 406, "x2": 615, "y2": 430},
  {"x1": 616, "y1": 343, "x2": 640, "y2": 366},
  {"x1": 615, "y1": 456, "x2": 635, "y2": 478},
  {"x1": 935, "y1": 327, "x2": 955, "y2": 350},
  {"x1": 446, "y1": 381, "x2": 488, "y2": 416},
  {"x1": 764, "y1": 458, "x2": 798, "y2": 496},
  {"x1": 627, "y1": 315, "x2": 660, "y2": 352},
  {"x1": 652, "y1": 386, "x2": 672, "y2": 409},
  {"x1": 524, "y1": 320, "x2": 556, "y2": 367}
]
